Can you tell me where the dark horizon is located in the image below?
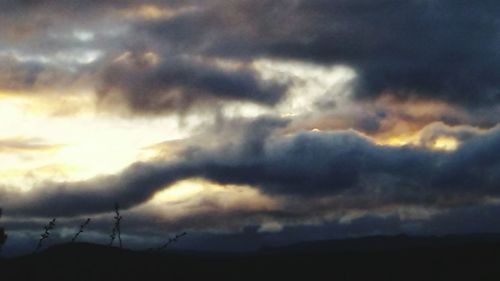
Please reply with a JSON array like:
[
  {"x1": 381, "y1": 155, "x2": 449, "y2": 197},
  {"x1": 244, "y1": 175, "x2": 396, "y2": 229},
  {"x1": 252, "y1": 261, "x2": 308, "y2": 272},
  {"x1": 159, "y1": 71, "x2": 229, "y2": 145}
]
[{"x1": 4, "y1": 234, "x2": 500, "y2": 281}]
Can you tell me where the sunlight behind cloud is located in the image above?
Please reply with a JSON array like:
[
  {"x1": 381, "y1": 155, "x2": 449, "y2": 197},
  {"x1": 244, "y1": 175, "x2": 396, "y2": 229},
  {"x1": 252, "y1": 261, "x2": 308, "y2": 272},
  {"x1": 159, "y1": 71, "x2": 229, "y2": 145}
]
[
  {"x1": 372, "y1": 127, "x2": 461, "y2": 152},
  {"x1": 254, "y1": 59, "x2": 357, "y2": 116},
  {"x1": 150, "y1": 178, "x2": 278, "y2": 213},
  {"x1": 0, "y1": 94, "x2": 196, "y2": 189},
  {"x1": 431, "y1": 136, "x2": 459, "y2": 151},
  {"x1": 121, "y1": 4, "x2": 199, "y2": 20},
  {"x1": 220, "y1": 59, "x2": 358, "y2": 119},
  {"x1": 151, "y1": 179, "x2": 207, "y2": 204}
]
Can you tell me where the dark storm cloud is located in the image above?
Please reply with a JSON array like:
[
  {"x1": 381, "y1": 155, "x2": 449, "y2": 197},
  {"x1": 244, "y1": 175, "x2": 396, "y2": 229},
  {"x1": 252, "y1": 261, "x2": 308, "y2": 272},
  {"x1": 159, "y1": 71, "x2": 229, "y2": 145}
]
[
  {"x1": 0, "y1": 117, "x2": 287, "y2": 217},
  {"x1": 2, "y1": 118, "x2": 500, "y2": 217},
  {"x1": 2, "y1": 0, "x2": 498, "y2": 112},
  {"x1": 97, "y1": 52, "x2": 288, "y2": 114},
  {"x1": 144, "y1": 0, "x2": 500, "y2": 108},
  {"x1": 0, "y1": 0, "x2": 498, "y2": 113},
  {"x1": 0, "y1": 0, "x2": 291, "y2": 113},
  {"x1": 1, "y1": 162, "x2": 195, "y2": 217}
]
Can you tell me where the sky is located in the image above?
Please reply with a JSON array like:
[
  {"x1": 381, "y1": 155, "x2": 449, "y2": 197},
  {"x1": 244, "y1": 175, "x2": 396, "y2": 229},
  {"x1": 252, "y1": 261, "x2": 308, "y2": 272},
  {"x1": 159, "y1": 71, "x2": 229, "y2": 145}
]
[{"x1": 0, "y1": 0, "x2": 500, "y2": 255}]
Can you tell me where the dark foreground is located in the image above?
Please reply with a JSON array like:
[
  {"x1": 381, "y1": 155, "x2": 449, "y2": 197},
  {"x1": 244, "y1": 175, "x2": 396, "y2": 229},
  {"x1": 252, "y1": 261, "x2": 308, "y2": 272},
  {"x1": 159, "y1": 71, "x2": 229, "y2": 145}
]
[{"x1": 2, "y1": 234, "x2": 500, "y2": 281}]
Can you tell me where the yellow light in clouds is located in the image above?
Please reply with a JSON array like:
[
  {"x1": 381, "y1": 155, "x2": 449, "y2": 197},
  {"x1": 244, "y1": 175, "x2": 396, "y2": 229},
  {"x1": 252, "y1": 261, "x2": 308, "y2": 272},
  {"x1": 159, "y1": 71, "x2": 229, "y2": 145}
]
[
  {"x1": 122, "y1": 4, "x2": 199, "y2": 20},
  {"x1": 55, "y1": 134, "x2": 142, "y2": 180},
  {"x1": 137, "y1": 5, "x2": 170, "y2": 19},
  {"x1": 152, "y1": 179, "x2": 268, "y2": 205},
  {"x1": 431, "y1": 136, "x2": 459, "y2": 151},
  {"x1": 151, "y1": 178, "x2": 277, "y2": 210},
  {"x1": 374, "y1": 133, "x2": 419, "y2": 147},
  {"x1": 152, "y1": 179, "x2": 206, "y2": 204},
  {"x1": 0, "y1": 93, "x2": 193, "y2": 188},
  {"x1": 147, "y1": 179, "x2": 278, "y2": 220},
  {"x1": 374, "y1": 133, "x2": 459, "y2": 152}
]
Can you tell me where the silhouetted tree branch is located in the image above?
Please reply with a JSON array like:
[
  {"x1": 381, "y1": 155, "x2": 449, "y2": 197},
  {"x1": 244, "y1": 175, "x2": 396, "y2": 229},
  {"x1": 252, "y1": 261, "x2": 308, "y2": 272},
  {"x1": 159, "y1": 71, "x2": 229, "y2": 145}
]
[
  {"x1": 71, "y1": 218, "x2": 91, "y2": 243},
  {"x1": 0, "y1": 208, "x2": 7, "y2": 253},
  {"x1": 109, "y1": 203, "x2": 122, "y2": 248},
  {"x1": 34, "y1": 218, "x2": 56, "y2": 253},
  {"x1": 156, "y1": 232, "x2": 187, "y2": 251}
]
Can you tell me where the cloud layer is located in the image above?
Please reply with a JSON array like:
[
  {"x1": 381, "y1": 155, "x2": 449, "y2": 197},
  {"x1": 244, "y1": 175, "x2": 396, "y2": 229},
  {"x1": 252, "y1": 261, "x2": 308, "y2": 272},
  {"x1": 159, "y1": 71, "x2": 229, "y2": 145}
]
[
  {"x1": 0, "y1": 0, "x2": 499, "y2": 253},
  {"x1": 3, "y1": 119, "x2": 500, "y2": 220}
]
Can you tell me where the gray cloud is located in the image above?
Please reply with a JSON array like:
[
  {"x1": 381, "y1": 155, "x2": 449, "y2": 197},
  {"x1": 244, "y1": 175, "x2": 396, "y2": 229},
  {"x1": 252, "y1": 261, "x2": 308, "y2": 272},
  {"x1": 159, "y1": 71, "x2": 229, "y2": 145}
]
[
  {"x1": 0, "y1": 54, "x2": 93, "y2": 93},
  {"x1": 0, "y1": 56, "x2": 44, "y2": 91},
  {"x1": 97, "y1": 52, "x2": 288, "y2": 114},
  {"x1": 0, "y1": 137, "x2": 63, "y2": 152},
  {"x1": 1, "y1": 162, "x2": 194, "y2": 217},
  {"x1": 2, "y1": 118, "x2": 500, "y2": 218},
  {"x1": 143, "y1": 0, "x2": 500, "y2": 108},
  {"x1": 1, "y1": 0, "x2": 499, "y2": 112}
]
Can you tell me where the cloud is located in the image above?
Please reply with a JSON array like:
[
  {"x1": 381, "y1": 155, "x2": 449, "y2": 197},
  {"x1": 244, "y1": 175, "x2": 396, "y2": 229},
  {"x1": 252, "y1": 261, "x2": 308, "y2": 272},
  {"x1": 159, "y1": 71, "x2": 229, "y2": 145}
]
[
  {"x1": 0, "y1": 52, "x2": 99, "y2": 95},
  {"x1": 0, "y1": 162, "x2": 194, "y2": 217},
  {"x1": 2, "y1": 118, "x2": 500, "y2": 218},
  {"x1": 2, "y1": 0, "x2": 499, "y2": 114},
  {"x1": 143, "y1": 0, "x2": 500, "y2": 108},
  {"x1": 0, "y1": 56, "x2": 45, "y2": 91},
  {"x1": 97, "y1": 51, "x2": 288, "y2": 114},
  {"x1": 0, "y1": 137, "x2": 63, "y2": 153},
  {"x1": 0, "y1": 0, "x2": 499, "y2": 252}
]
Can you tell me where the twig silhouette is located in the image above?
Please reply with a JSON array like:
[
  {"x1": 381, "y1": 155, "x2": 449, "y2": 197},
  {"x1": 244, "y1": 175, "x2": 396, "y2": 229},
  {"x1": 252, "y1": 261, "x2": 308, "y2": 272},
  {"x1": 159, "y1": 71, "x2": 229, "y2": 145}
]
[
  {"x1": 109, "y1": 203, "x2": 122, "y2": 248},
  {"x1": 156, "y1": 232, "x2": 187, "y2": 251},
  {"x1": 34, "y1": 218, "x2": 56, "y2": 253},
  {"x1": 0, "y1": 208, "x2": 7, "y2": 253},
  {"x1": 71, "y1": 218, "x2": 91, "y2": 243}
]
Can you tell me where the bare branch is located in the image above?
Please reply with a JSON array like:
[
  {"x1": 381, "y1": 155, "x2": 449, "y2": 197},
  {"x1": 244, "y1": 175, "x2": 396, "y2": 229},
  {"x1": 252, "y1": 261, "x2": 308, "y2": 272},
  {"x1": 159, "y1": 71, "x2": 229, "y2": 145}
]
[
  {"x1": 71, "y1": 218, "x2": 91, "y2": 243},
  {"x1": 156, "y1": 232, "x2": 187, "y2": 251},
  {"x1": 109, "y1": 203, "x2": 122, "y2": 248},
  {"x1": 34, "y1": 218, "x2": 56, "y2": 253}
]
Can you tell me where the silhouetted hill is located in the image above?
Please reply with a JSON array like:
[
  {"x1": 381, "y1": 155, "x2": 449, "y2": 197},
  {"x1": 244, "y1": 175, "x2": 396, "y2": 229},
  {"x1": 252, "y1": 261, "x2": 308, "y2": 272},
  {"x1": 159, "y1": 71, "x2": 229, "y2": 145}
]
[
  {"x1": 2, "y1": 235, "x2": 500, "y2": 280},
  {"x1": 262, "y1": 233, "x2": 500, "y2": 253}
]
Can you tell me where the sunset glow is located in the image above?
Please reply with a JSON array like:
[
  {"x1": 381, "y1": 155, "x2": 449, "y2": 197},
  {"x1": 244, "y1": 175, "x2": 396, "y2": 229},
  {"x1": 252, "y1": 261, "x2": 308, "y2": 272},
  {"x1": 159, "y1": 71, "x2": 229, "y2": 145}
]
[{"x1": 0, "y1": 0, "x2": 499, "y2": 257}]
